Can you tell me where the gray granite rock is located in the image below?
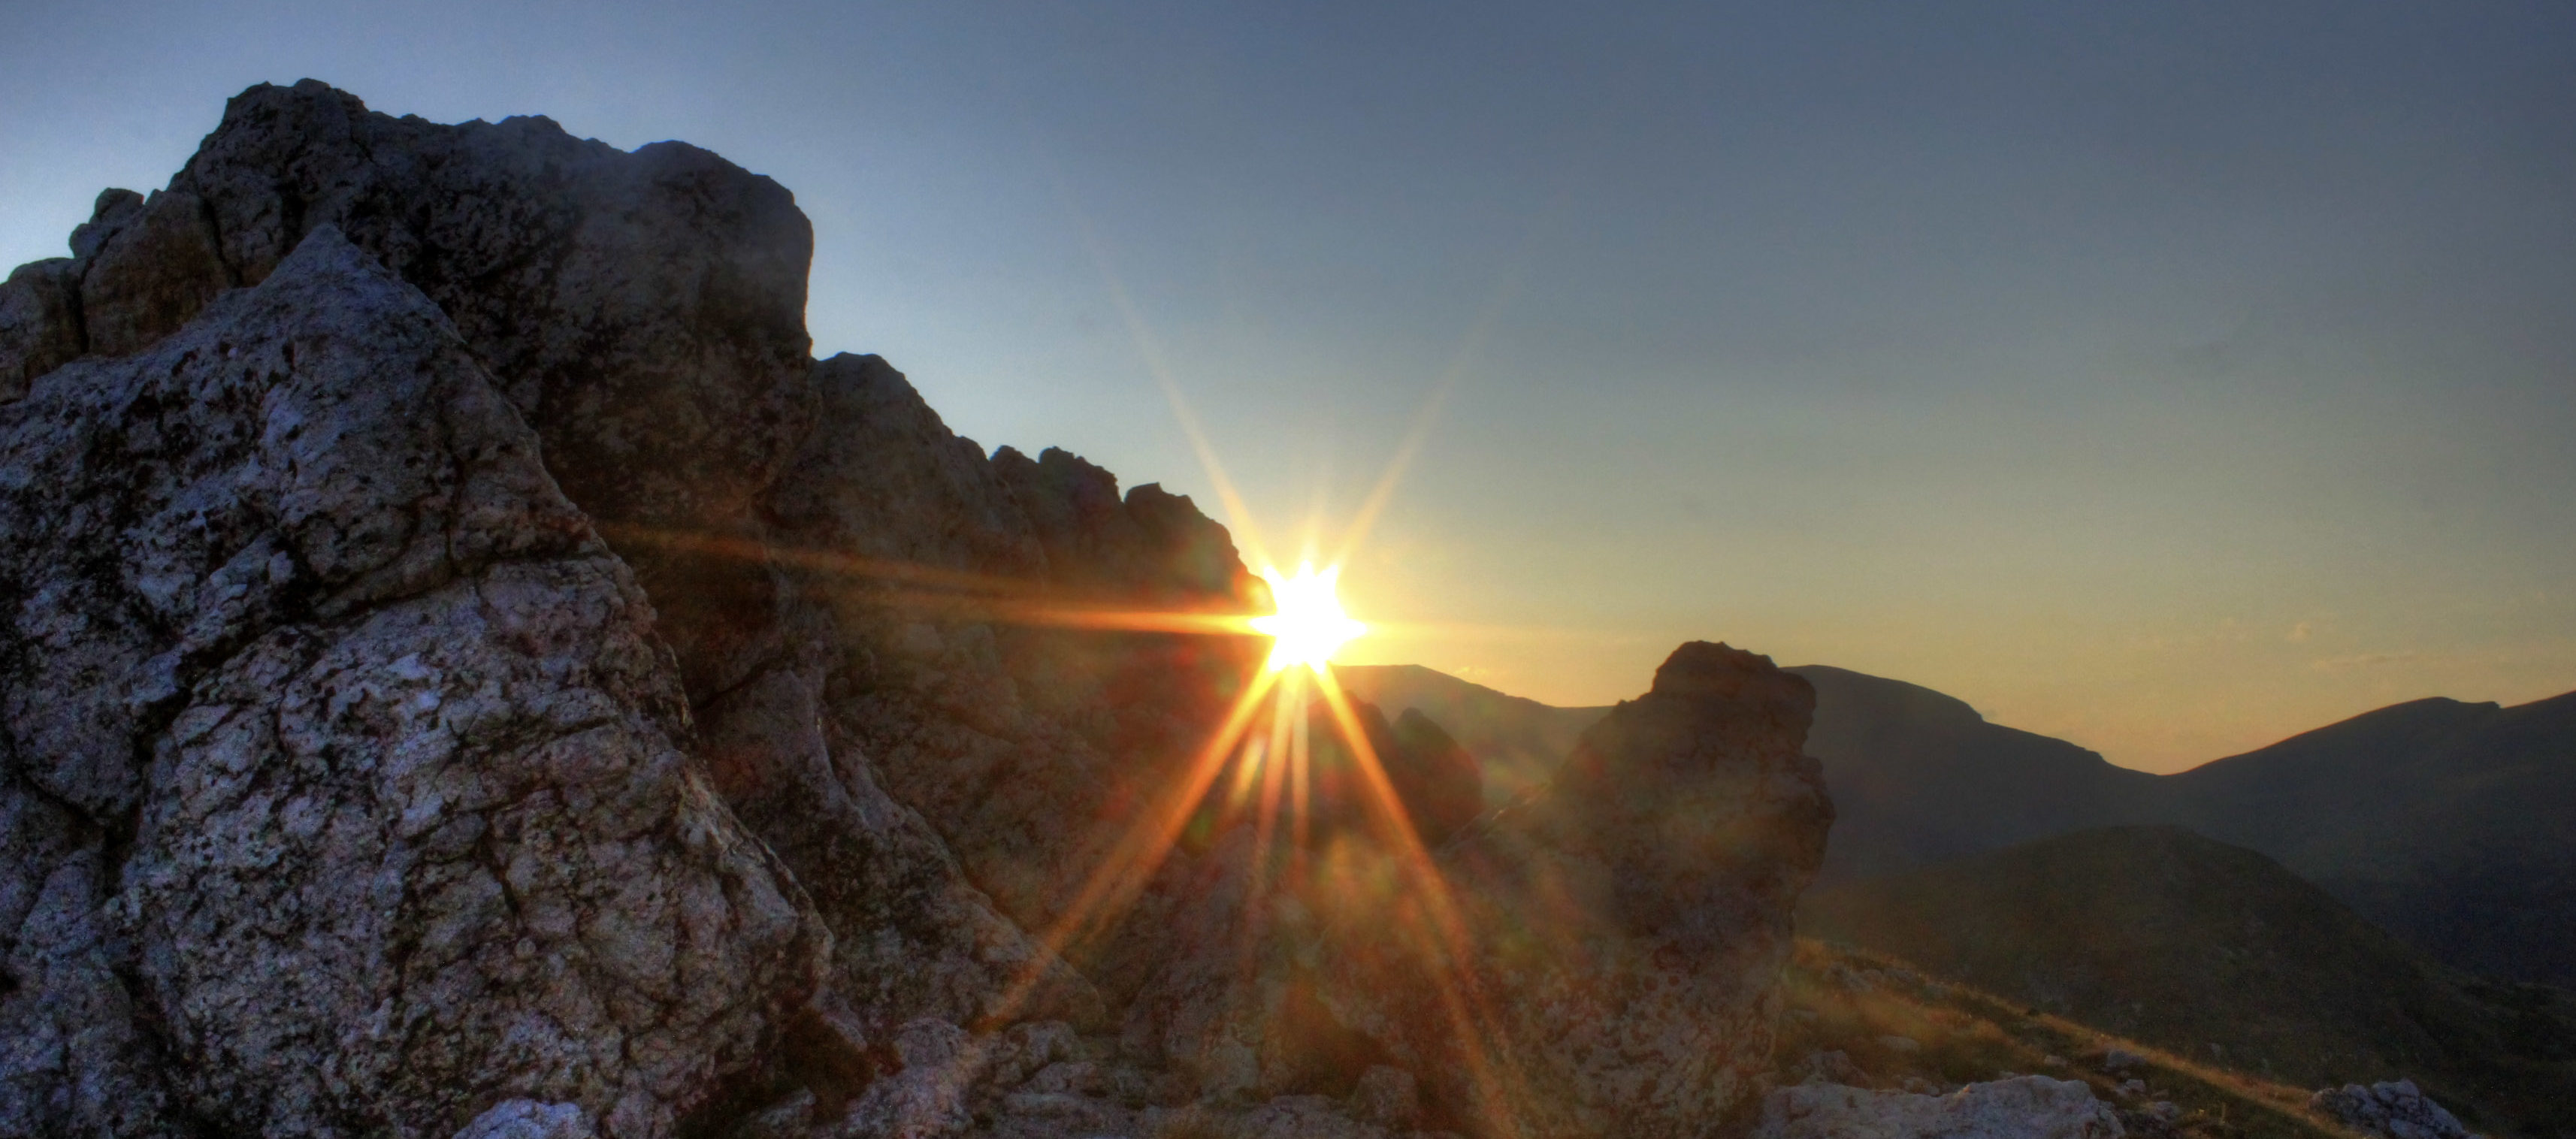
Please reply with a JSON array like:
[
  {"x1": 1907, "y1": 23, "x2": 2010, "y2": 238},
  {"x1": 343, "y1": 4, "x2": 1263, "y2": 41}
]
[
  {"x1": 2311, "y1": 1080, "x2": 2480, "y2": 1139},
  {"x1": 0, "y1": 228, "x2": 824, "y2": 1137}
]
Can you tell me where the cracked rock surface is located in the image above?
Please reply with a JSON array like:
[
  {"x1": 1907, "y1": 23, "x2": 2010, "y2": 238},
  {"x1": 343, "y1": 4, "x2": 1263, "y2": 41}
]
[{"x1": 0, "y1": 228, "x2": 823, "y2": 1139}]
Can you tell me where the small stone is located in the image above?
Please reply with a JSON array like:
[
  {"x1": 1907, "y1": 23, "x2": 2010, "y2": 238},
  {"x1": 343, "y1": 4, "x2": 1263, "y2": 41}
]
[{"x1": 2309, "y1": 1079, "x2": 2477, "y2": 1139}]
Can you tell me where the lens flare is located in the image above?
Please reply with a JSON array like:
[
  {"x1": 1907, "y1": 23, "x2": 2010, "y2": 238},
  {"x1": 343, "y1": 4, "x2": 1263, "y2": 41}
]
[{"x1": 1250, "y1": 561, "x2": 1367, "y2": 673}]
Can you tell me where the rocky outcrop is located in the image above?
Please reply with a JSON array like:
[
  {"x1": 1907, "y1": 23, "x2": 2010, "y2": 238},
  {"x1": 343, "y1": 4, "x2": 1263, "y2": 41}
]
[
  {"x1": 0, "y1": 228, "x2": 824, "y2": 1138},
  {"x1": 5, "y1": 80, "x2": 1846, "y2": 1139},
  {"x1": 1327, "y1": 642, "x2": 1835, "y2": 1138},
  {"x1": 5, "y1": 81, "x2": 818, "y2": 691},
  {"x1": 1752, "y1": 1077, "x2": 2124, "y2": 1139},
  {"x1": 2310, "y1": 1080, "x2": 2481, "y2": 1139}
]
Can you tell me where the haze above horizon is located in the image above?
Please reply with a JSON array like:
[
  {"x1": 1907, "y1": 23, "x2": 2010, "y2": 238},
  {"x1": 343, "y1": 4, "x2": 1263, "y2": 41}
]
[{"x1": 6, "y1": 0, "x2": 2570, "y2": 772}]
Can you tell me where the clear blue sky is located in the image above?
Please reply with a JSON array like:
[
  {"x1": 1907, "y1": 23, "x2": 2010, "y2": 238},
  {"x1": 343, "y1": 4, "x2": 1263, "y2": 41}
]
[{"x1": 7, "y1": 1, "x2": 2571, "y2": 770}]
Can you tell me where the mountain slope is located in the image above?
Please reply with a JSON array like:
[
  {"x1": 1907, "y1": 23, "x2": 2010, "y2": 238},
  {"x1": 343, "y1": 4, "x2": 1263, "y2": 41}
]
[
  {"x1": 1788, "y1": 665, "x2": 2160, "y2": 881},
  {"x1": 1800, "y1": 826, "x2": 2576, "y2": 1137},
  {"x1": 2161, "y1": 693, "x2": 2576, "y2": 986},
  {"x1": 1341, "y1": 660, "x2": 2576, "y2": 986}
]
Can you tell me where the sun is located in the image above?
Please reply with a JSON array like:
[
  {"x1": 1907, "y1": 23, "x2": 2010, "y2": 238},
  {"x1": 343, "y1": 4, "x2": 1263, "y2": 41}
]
[{"x1": 1250, "y1": 561, "x2": 1367, "y2": 673}]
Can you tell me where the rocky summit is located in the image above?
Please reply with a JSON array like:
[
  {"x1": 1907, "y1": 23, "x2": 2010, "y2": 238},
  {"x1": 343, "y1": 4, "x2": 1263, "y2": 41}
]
[{"x1": 2, "y1": 83, "x2": 1852, "y2": 1139}]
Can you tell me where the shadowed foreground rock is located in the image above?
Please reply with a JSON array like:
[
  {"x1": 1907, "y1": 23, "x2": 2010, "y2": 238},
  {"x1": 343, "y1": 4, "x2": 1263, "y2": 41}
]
[
  {"x1": 0, "y1": 228, "x2": 824, "y2": 1138},
  {"x1": 1328, "y1": 642, "x2": 1836, "y2": 1138}
]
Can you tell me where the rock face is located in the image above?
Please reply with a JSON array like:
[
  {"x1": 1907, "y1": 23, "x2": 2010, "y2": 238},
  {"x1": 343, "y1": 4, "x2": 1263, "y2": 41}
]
[
  {"x1": 1752, "y1": 1077, "x2": 2124, "y2": 1139},
  {"x1": 4, "y1": 81, "x2": 1841, "y2": 1139},
  {"x1": 2310, "y1": 1080, "x2": 2480, "y2": 1139},
  {"x1": 1329, "y1": 642, "x2": 1835, "y2": 1138},
  {"x1": 0, "y1": 228, "x2": 824, "y2": 1138}
]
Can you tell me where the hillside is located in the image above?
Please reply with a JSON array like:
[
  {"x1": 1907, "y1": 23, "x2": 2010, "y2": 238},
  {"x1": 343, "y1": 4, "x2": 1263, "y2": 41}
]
[
  {"x1": 2160, "y1": 693, "x2": 2576, "y2": 987},
  {"x1": 1779, "y1": 938, "x2": 2365, "y2": 1139},
  {"x1": 1800, "y1": 826, "x2": 2576, "y2": 1137},
  {"x1": 1788, "y1": 665, "x2": 2162, "y2": 880}
]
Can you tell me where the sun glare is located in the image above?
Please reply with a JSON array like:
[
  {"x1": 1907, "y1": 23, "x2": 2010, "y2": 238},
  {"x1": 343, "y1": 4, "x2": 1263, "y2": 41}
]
[{"x1": 1250, "y1": 561, "x2": 1367, "y2": 673}]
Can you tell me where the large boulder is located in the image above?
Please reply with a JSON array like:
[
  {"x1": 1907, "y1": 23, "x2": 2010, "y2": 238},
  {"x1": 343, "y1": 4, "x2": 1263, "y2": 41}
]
[
  {"x1": 1752, "y1": 1077, "x2": 2124, "y2": 1139},
  {"x1": 4, "y1": 79, "x2": 817, "y2": 692},
  {"x1": 1327, "y1": 642, "x2": 1835, "y2": 1138},
  {"x1": 0, "y1": 228, "x2": 825, "y2": 1138},
  {"x1": 15, "y1": 81, "x2": 1125, "y2": 1041}
]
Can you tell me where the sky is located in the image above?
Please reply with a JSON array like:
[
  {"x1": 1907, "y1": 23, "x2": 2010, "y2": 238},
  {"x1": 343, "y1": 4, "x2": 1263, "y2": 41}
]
[{"x1": 5, "y1": 1, "x2": 2571, "y2": 772}]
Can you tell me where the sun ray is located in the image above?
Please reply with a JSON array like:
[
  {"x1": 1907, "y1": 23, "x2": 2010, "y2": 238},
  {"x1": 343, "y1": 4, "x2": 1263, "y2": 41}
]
[
  {"x1": 1064, "y1": 210, "x2": 1277, "y2": 573},
  {"x1": 1328, "y1": 248, "x2": 1527, "y2": 571},
  {"x1": 1313, "y1": 669, "x2": 1528, "y2": 1138},
  {"x1": 982, "y1": 666, "x2": 1283, "y2": 1026}
]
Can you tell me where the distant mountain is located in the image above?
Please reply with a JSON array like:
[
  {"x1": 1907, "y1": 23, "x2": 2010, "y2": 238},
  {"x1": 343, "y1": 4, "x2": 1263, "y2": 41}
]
[
  {"x1": 1330, "y1": 663, "x2": 1609, "y2": 802},
  {"x1": 1338, "y1": 661, "x2": 2576, "y2": 986},
  {"x1": 2158, "y1": 693, "x2": 2576, "y2": 990},
  {"x1": 1787, "y1": 665, "x2": 2160, "y2": 881},
  {"x1": 1800, "y1": 826, "x2": 2576, "y2": 1137}
]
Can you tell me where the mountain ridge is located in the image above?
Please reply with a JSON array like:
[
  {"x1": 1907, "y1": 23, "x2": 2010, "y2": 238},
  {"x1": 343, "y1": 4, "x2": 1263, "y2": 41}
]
[{"x1": 1335, "y1": 660, "x2": 2576, "y2": 986}]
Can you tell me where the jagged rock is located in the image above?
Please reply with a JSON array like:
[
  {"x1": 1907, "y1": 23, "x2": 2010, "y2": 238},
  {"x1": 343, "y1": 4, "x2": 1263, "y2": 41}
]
[
  {"x1": 455, "y1": 1101, "x2": 600, "y2": 1139},
  {"x1": 0, "y1": 255, "x2": 83, "y2": 399},
  {"x1": 45, "y1": 81, "x2": 1117, "y2": 1039},
  {"x1": 765, "y1": 353, "x2": 1262, "y2": 1005},
  {"x1": 1752, "y1": 1077, "x2": 2124, "y2": 1139},
  {"x1": 2310, "y1": 1080, "x2": 2480, "y2": 1139},
  {"x1": 17, "y1": 80, "x2": 815, "y2": 690},
  {"x1": 1326, "y1": 642, "x2": 1834, "y2": 1139},
  {"x1": 0, "y1": 228, "x2": 824, "y2": 1137}
]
